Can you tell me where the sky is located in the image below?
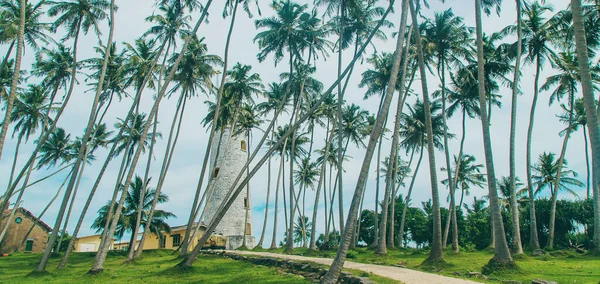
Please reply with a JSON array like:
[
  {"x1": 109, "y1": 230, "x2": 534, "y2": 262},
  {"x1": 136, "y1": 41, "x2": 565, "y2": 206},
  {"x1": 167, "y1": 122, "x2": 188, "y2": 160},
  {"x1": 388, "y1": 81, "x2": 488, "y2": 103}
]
[{"x1": 0, "y1": 0, "x2": 585, "y2": 247}]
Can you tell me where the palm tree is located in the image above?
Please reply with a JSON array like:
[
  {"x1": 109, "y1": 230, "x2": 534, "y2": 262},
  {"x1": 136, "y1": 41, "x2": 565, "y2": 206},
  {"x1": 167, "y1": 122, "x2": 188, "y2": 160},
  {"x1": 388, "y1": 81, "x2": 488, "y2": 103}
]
[
  {"x1": 442, "y1": 154, "x2": 487, "y2": 209},
  {"x1": 0, "y1": 0, "x2": 26, "y2": 159},
  {"x1": 516, "y1": 1, "x2": 556, "y2": 252},
  {"x1": 531, "y1": 152, "x2": 584, "y2": 248},
  {"x1": 424, "y1": 8, "x2": 472, "y2": 253},
  {"x1": 570, "y1": 0, "x2": 600, "y2": 253},
  {"x1": 474, "y1": 0, "x2": 513, "y2": 265},
  {"x1": 541, "y1": 51, "x2": 593, "y2": 249},
  {"x1": 6, "y1": 85, "x2": 53, "y2": 190},
  {"x1": 91, "y1": 176, "x2": 175, "y2": 248},
  {"x1": 293, "y1": 158, "x2": 319, "y2": 248}
]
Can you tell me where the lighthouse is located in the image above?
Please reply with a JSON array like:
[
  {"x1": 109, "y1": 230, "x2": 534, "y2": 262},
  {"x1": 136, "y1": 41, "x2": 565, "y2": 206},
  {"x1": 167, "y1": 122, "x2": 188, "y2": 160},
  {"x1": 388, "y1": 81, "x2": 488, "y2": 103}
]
[{"x1": 203, "y1": 128, "x2": 254, "y2": 249}]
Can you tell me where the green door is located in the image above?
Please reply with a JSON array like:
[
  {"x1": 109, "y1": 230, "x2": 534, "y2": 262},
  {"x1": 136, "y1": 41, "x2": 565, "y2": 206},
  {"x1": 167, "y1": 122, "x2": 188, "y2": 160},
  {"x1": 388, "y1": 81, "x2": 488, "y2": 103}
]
[{"x1": 25, "y1": 240, "x2": 33, "y2": 252}]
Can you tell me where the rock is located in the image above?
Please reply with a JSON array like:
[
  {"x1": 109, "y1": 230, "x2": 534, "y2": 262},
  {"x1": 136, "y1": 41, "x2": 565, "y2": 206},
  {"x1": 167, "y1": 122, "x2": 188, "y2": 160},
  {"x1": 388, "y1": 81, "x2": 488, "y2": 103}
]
[
  {"x1": 468, "y1": 272, "x2": 481, "y2": 277},
  {"x1": 453, "y1": 272, "x2": 462, "y2": 276},
  {"x1": 532, "y1": 280, "x2": 558, "y2": 284},
  {"x1": 501, "y1": 280, "x2": 522, "y2": 284}
]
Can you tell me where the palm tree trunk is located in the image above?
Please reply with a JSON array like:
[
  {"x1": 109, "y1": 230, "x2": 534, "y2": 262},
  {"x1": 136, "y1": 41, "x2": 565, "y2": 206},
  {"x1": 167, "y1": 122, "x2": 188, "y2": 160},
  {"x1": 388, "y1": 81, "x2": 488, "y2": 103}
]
[
  {"x1": 6, "y1": 136, "x2": 23, "y2": 192},
  {"x1": 336, "y1": 0, "x2": 346, "y2": 236},
  {"x1": 584, "y1": 128, "x2": 591, "y2": 199},
  {"x1": 136, "y1": 95, "x2": 187, "y2": 258},
  {"x1": 320, "y1": 1, "x2": 405, "y2": 281},
  {"x1": 378, "y1": 19, "x2": 411, "y2": 254},
  {"x1": 0, "y1": 160, "x2": 35, "y2": 244},
  {"x1": 525, "y1": 57, "x2": 542, "y2": 251},
  {"x1": 89, "y1": 2, "x2": 213, "y2": 273},
  {"x1": 56, "y1": 160, "x2": 87, "y2": 253},
  {"x1": 242, "y1": 131, "x2": 251, "y2": 248},
  {"x1": 0, "y1": 0, "x2": 25, "y2": 159},
  {"x1": 179, "y1": 2, "x2": 394, "y2": 269},
  {"x1": 399, "y1": 147, "x2": 424, "y2": 248},
  {"x1": 311, "y1": 127, "x2": 334, "y2": 250},
  {"x1": 508, "y1": 0, "x2": 525, "y2": 255},
  {"x1": 270, "y1": 149, "x2": 285, "y2": 249},
  {"x1": 475, "y1": 0, "x2": 513, "y2": 264},
  {"x1": 570, "y1": 0, "x2": 600, "y2": 252},
  {"x1": 257, "y1": 132, "x2": 274, "y2": 248},
  {"x1": 286, "y1": 61, "x2": 302, "y2": 251},
  {"x1": 547, "y1": 92, "x2": 575, "y2": 249}
]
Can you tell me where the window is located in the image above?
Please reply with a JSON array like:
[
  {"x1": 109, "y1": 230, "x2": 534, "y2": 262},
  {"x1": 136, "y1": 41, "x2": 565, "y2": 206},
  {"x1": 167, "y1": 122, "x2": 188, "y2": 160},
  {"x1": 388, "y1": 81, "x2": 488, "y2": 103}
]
[
  {"x1": 245, "y1": 223, "x2": 251, "y2": 235},
  {"x1": 15, "y1": 217, "x2": 22, "y2": 224},
  {"x1": 241, "y1": 140, "x2": 247, "y2": 151},
  {"x1": 159, "y1": 236, "x2": 166, "y2": 248},
  {"x1": 244, "y1": 198, "x2": 248, "y2": 209},
  {"x1": 172, "y1": 234, "x2": 181, "y2": 247},
  {"x1": 25, "y1": 240, "x2": 33, "y2": 252},
  {"x1": 212, "y1": 168, "x2": 220, "y2": 179}
]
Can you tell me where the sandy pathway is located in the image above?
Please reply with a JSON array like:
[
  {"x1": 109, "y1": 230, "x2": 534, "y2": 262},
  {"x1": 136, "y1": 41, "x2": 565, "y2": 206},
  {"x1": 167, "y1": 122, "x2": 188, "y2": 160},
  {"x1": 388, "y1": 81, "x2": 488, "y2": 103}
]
[{"x1": 227, "y1": 250, "x2": 479, "y2": 284}]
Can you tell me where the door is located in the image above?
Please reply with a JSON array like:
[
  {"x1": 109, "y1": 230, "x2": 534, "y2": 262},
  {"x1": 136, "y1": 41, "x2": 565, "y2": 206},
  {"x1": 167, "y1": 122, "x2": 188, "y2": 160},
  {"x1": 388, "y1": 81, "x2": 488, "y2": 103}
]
[
  {"x1": 79, "y1": 243, "x2": 96, "y2": 252},
  {"x1": 25, "y1": 240, "x2": 33, "y2": 252}
]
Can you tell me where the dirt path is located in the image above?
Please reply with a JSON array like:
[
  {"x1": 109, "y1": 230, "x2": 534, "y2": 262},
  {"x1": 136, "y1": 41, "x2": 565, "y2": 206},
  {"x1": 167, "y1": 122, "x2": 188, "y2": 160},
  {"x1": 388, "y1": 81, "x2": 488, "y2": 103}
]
[{"x1": 228, "y1": 250, "x2": 479, "y2": 284}]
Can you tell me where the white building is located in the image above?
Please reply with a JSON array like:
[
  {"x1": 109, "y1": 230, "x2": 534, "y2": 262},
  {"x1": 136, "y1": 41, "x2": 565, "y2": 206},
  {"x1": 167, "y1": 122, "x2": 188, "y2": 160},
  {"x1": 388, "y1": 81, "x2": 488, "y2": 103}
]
[{"x1": 203, "y1": 128, "x2": 255, "y2": 249}]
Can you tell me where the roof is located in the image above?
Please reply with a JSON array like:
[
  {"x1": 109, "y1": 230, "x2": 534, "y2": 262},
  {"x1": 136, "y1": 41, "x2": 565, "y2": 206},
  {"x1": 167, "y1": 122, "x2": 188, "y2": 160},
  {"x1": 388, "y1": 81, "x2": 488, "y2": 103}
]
[
  {"x1": 2, "y1": 207, "x2": 52, "y2": 233},
  {"x1": 170, "y1": 222, "x2": 206, "y2": 232}
]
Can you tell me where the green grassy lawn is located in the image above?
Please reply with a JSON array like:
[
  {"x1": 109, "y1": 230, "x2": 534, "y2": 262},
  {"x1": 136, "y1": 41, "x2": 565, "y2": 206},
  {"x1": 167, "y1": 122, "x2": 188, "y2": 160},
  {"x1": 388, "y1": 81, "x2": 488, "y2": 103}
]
[
  {"x1": 0, "y1": 250, "x2": 309, "y2": 283},
  {"x1": 273, "y1": 247, "x2": 600, "y2": 283}
]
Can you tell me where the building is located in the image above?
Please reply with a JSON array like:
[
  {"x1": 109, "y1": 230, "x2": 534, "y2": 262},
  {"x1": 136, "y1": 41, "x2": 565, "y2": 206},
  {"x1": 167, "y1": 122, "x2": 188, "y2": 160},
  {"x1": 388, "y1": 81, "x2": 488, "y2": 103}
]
[
  {"x1": 75, "y1": 234, "x2": 114, "y2": 252},
  {"x1": 203, "y1": 128, "x2": 255, "y2": 249},
  {"x1": 77, "y1": 223, "x2": 206, "y2": 252},
  {"x1": 0, "y1": 208, "x2": 51, "y2": 254}
]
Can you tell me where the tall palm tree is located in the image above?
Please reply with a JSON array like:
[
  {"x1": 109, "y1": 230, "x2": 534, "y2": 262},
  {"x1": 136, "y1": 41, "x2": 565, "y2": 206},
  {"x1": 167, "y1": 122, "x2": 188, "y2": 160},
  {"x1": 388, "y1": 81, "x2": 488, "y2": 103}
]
[
  {"x1": 475, "y1": 0, "x2": 513, "y2": 265},
  {"x1": 570, "y1": 0, "x2": 600, "y2": 253},
  {"x1": 517, "y1": 1, "x2": 555, "y2": 251},
  {"x1": 0, "y1": 0, "x2": 26, "y2": 159},
  {"x1": 91, "y1": 176, "x2": 175, "y2": 249},
  {"x1": 442, "y1": 154, "x2": 487, "y2": 209},
  {"x1": 531, "y1": 152, "x2": 584, "y2": 247},
  {"x1": 293, "y1": 158, "x2": 319, "y2": 248},
  {"x1": 424, "y1": 8, "x2": 472, "y2": 253}
]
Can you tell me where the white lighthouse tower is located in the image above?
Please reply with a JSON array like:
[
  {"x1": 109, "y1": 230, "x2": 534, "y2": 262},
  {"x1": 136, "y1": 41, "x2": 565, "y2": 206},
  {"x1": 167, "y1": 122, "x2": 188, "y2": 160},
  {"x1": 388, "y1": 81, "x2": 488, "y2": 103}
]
[{"x1": 203, "y1": 128, "x2": 255, "y2": 249}]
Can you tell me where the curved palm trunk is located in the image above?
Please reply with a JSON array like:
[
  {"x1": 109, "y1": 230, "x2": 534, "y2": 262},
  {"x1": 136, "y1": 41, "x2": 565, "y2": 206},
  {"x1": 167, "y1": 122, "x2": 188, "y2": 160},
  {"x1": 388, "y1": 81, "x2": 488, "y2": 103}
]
[
  {"x1": 137, "y1": 97, "x2": 187, "y2": 258},
  {"x1": 475, "y1": 0, "x2": 512, "y2": 264},
  {"x1": 89, "y1": 3, "x2": 213, "y2": 273},
  {"x1": 399, "y1": 147, "x2": 424, "y2": 248},
  {"x1": 179, "y1": 3, "x2": 394, "y2": 270},
  {"x1": 270, "y1": 149, "x2": 285, "y2": 249},
  {"x1": 509, "y1": 0, "x2": 524, "y2": 255},
  {"x1": 0, "y1": 0, "x2": 25, "y2": 159},
  {"x1": 321, "y1": 1, "x2": 404, "y2": 281},
  {"x1": 257, "y1": 132, "x2": 274, "y2": 248},
  {"x1": 36, "y1": 18, "x2": 90, "y2": 272},
  {"x1": 547, "y1": 93, "x2": 575, "y2": 249},
  {"x1": 570, "y1": 0, "x2": 600, "y2": 252},
  {"x1": 6, "y1": 136, "x2": 23, "y2": 192},
  {"x1": 310, "y1": 127, "x2": 334, "y2": 250},
  {"x1": 584, "y1": 129, "x2": 591, "y2": 199},
  {"x1": 336, "y1": 0, "x2": 346, "y2": 236},
  {"x1": 56, "y1": 160, "x2": 87, "y2": 253},
  {"x1": 525, "y1": 57, "x2": 542, "y2": 251}
]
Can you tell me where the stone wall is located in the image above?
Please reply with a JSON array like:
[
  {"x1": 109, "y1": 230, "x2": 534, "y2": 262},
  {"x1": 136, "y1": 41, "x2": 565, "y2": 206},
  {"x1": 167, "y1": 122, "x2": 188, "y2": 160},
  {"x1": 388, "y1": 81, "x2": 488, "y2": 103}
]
[
  {"x1": 0, "y1": 209, "x2": 50, "y2": 254},
  {"x1": 203, "y1": 128, "x2": 253, "y2": 242}
]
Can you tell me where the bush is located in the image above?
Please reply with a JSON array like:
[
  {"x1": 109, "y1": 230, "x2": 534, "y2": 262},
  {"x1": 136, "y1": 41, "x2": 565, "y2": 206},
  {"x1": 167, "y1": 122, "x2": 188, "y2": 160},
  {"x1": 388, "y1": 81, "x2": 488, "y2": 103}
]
[{"x1": 346, "y1": 250, "x2": 358, "y2": 259}]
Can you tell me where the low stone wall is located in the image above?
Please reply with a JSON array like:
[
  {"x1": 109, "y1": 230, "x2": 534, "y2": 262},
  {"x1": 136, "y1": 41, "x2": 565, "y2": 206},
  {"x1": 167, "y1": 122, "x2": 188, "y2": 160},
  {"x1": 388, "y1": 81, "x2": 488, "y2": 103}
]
[{"x1": 202, "y1": 251, "x2": 373, "y2": 284}]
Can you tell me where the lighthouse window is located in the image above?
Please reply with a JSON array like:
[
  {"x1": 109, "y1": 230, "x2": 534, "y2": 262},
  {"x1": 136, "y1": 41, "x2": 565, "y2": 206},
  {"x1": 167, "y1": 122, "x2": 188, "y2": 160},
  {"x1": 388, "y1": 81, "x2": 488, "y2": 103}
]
[
  {"x1": 241, "y1": 140, "x2": 247, "y2": 151},
  {"x1": 213, "y1": 168, "x2": 220, "y2": 178},
  {"x1": 244, "y1": 198, "x2": 249, "y2": 208}
]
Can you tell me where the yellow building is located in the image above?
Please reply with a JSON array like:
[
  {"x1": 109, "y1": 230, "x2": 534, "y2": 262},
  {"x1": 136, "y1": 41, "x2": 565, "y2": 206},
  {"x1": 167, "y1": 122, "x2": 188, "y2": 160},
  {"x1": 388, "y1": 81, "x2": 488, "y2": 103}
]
[
  {"x1": 75, "y1": 234, "x2": 115, "y2": 252},
  {"x1": 79, "y1": 223, "x2": 207, "y2": 252}
]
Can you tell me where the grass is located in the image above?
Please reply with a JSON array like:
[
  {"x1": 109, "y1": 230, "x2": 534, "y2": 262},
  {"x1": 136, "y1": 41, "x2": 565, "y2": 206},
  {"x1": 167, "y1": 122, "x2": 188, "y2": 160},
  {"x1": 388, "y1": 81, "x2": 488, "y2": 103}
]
[
  {"x1": 279, "y1": 247, "x2": 600, "y2": 283},
  {"x1": 0, "y1": 250, "x2": 309, "y2": 284}
]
